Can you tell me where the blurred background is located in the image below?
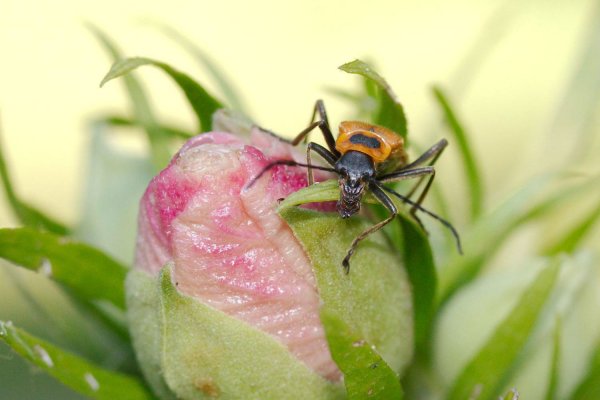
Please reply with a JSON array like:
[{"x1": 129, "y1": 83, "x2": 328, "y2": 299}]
[{"x1": 1, "y1": 0, "x2": 598, "y2": 398}]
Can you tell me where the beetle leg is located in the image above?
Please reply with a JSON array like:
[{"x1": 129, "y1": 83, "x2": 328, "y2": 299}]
[
  {"x1": 384, "y1": 139, "x2": 447, "y2": 217},
  {"x1": 245, "y1": 160, "x2": 336, "y2": 190},
  {"x1": 380, "y1": 184, "x2": 462, "y2": 254},
  {"x1": 400, "y1": 139, "x2": 448, "y2": 171},
  {"x1": 291, "y1": 100, "x2": 340, "y2": 157},
  {"x1": 400, "y1": 139, "x2": 447, "y2": 206},
  {"x1": 341, "y1": 182, "x2": 397, "y2": 273},
  {"x1": 306, "y1": 142, "x2": 337, "y2": 185}
]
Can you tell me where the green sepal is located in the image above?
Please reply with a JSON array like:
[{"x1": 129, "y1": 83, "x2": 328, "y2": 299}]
[
  {"x1": 126, "y1": 266, "x2": 344, "y2": 400},
  {"x1": 280, "y1": 208, "x2": 414, "y2": 380}
]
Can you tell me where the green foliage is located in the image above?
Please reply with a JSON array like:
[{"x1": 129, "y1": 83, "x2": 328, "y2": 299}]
[
  {"x1": 2, "y1": 20, "x2": 600, "y2": 400},
  {"x1": 437, "y1": 173, "x2": 596, "y2": 305},
  {"x1": 281, "y1": 208, "x2": 414, "y2": 376},
  {"x1": 100, "y1": 57, "x2": 223, "y2": 134},
  {"x1": 339, "y1": 59, "x2": 408, "y2": 139},
  {"x1": 88, "y1": 25, "x2": 172, "y2": 170},
  {"x1": 279, "y1": 182, "x2": 436, "y2": 354},
  {"x1": 0, "y1": 228, "x2": 127, "y2": 309},
  {"x1": 0, "y1": 321, "x2": 155, "y2": 400},
  {"x1": 126, "y1": 266, "x2": 343, "y2": 400},
  {"x1": 447, "y1": 259, "x2": 561, "y2": 400},
  {"x1": 0, "y1": 125, "x2": 69, "y2": 234},
  {"x1": 432, "y1": 86, "x2": 484, "y2": 220},
  {"x1": 320, "y1": 310, "x2": 404, "y2": 400},
  {"x1": 155, "y1": 24, "x2": 249, "y2": 115},
  {"x1": 570, "y1": 342, "x2": 600, "y2": 399},
  {"x1": 544, "y1": 318, "x2": 561, "y2": 400}
]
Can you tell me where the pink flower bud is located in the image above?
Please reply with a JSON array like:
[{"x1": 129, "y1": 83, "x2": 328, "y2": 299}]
[
  {"x1": 135, "y1": 128, "x2": 341, "y2": 379},
  {"x1": 128, "y1": 125, "x2": 413, "y2": 399}
]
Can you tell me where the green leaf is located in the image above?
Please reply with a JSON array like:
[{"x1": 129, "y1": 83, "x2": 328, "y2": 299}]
[
  {"x1": 155, "y1": 24, "x2": 249, "y2": 114},
  {"x1": 0, "y1": 124, "x2": 69, "y2": 234},
  {"x1": 152, "y1": 266, "x2": 344, "y2": 400},
  {"x1": 88, "y1": 25, "x2": 172, "y2": 169},
  {"x1": 399, "y1": 217, "x2": 436, "y2": 354},
  {"x1": 0, "y1": 321, "x2": 155, "y2": 400},
  {"x1": 339, "y1": 60, "x2": 408, "y2": 139},
  {"x1": 99, "y1": 115, "x2": 194, "y2": 139},
  {"x1": 500, "y1": 388, "x2": 520, "y2": 400},
  {"x1": 447, "y1": 258, "x2": 561, "y2": 400},
  {"x1": 544, "y1": 2, "x2": 600, "y2": 161},
  {"x1": 437, "y1": 173, "x2": 594, "y2": 306},
  {"x1": 320, "y1": 309, "x2": 404, "y2": 400},
  {"x1": 432, "y1": 86, "x2": 483, "y2": 220},
  {"x1": 280, "y1": 208, "x2": 414, "y2": 376},
  {"x1": 100, "y1": 57, "x2": 224, "y2": 133},
  {"x1": 74, "y1": 123, "x2": 155, "y2": 263},
  {"x1": 544, "y1": 318, "x2": 561, "y2": 400},
  {"x1": 542, "y1": 201, "x2": 600, "y2": 256},
  {"x1": 0, "y1": 227, "x2": 127, "y2": 309},
  {"x1": 570, "y1": 341, "x2": 600, "y2": 400}
]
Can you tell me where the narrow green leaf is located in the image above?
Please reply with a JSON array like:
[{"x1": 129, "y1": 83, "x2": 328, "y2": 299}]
[
  {"x1": 545, "y1": 2, "x2": 600, "y2": 160},
  {"x1": 321, "y1": 309, "x2": 404, "y2": 400},
  {"x1": 432, "y1": 86, "x2": 483, "y2": 220},
  {"x1": 99, "y1": 115, "x2": 193, "y2": 139},
  {"x1": 0, "y1": 227, "x2": 127, "y2": 309},
  {"x1": 339, "y1": 60, "x2": 408, "y2": 138},
  {"x1": 437, "y1": 173, "x2": 595, "y2": 306},
  {"x1": 448, "y1": 1, "x2": 518, "y2": 97},
  {"x1": 0, "y1": 321, "x2": 155, "y2": 400},
  {"x1": 0, "y1": 123, "x2": 69, "y2": 234},
  {"x1": 101, "y1": 57, "x2": 223, "y2": 133},
  {"x1": 500, "y1": 388, "x2": 520, "y2": 400},
  {"x1": 544, "y1": 317, "x2": 561, "y2": 400},
  {"x1": 542, "y1": 201, "x2": 600, "y2": 256},
  {"x1": 155, "y1": 24, "x2": 248, "y2": 114},
  {"x1": 88, "y1": 25, "x2": 172, "y2": 169},
  {"x1": 448, "y1": 258, "x2": 561, "y2": 400},
  {"x1": 399, "y1": 217, "x2": 436, "y2": 354},
  {"x1": 570, "y1": 341, "x2": 600, "y2": 400}
]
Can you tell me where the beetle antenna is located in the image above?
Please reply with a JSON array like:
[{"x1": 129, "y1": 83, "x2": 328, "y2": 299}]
[
  {"x1": 245, "y1": 160, "x2": 337, "y2": 190},
  {"x1": 380, "y1": 185, "x2": 463, "y2": 254}
]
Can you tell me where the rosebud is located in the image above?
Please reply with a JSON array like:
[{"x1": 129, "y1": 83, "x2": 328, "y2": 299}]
[{"x1": 126, "y1": 123, "x2": 413, "y2": 399}]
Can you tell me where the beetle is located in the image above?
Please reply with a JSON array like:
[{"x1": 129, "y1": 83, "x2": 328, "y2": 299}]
[{"x1": 249, "y1": 100, "x2": 461, "y2": 273}]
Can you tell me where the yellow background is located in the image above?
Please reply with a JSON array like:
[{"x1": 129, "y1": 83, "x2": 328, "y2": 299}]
[{"x1": 0, "y1": 0, "x2": 595, "y2": 227}]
